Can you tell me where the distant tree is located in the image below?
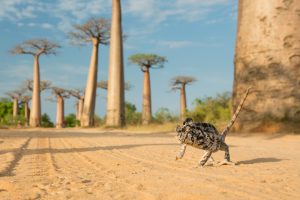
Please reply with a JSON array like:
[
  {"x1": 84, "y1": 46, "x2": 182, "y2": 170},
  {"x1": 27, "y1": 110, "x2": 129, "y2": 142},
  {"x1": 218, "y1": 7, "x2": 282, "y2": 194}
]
[
  {"x1": 97, "y1": 80, "x2": 132, "y2": 91},
  {"x1": 69, "y1": 89, "x2": 84, "y2": 125},
  {"x1": 20, "y1": 95, "x2": 31, "y2": 126},
  {"x1": 128, "y1": 53, "x2": 167, "y2": 125},
  {"x1": 24, "y1": 79, "x2": 52, "y2": 92},
  {"x1": 51, "y1": 87, "x2": 70, "y2": 128},
  {"x1": 6, "y1": 90, "x2": 23, "y2": 118},
  {"x1": 170, "y1": 76, "x2": 197, "y2": 118},
  {"x1": 10, "y1": 39, "x2": 60, "y2": 127},
  {"x1": 69, "y1": 17, "x2": 110, "y2": 127}
]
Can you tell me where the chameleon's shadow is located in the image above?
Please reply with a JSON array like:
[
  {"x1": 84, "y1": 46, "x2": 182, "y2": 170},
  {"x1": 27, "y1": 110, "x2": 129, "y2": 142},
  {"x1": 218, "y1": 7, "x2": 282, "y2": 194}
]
[{"x1": 236, "y1": 157, "x2": 283, "y2": 165}]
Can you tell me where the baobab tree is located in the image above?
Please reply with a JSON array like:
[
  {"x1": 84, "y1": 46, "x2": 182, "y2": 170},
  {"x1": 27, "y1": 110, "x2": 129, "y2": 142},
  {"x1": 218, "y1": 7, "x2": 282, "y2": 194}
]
[
  {"x1": 24, "y1": 79, "x2": 52, "y2": 92},
  {"x1": 69, "y1": 89, "x2": 84, "y2": 124},
  {"x1": 106, "y1": 0, "x2": 125, "y2": 127},
  {"x1": 10, "y1": 39, "x2": 60, "y2": 127},
  {"x1": 20, "y1": 95, "x2": 31, "y2": 126},
  {"x1": 69, "y1": 18, "x2": 110, "y2": 127},
  {"x1": 97, "y1": 80, "x2": 132, "y2": 91},
  {"x1": 51, "y1": 87, "x2": 70, "y2": 128},
  {"x1": 6, "y1": 90, "x2": 23, "y2": 118},
  {"x1": 170, "y1": 76, "x2": 197, "y2": 117},
  {"x1": 128, "y1": 54, "x2": 167, "y2": 125},
  {"x1": 234, "y1": 0, "x2": 300, "y2": 132}
]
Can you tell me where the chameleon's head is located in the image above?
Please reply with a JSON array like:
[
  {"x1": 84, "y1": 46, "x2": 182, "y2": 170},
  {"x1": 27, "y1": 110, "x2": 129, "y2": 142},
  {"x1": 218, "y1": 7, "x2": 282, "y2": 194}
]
[{"x1": 175, "y1": 118, "x2": 193, "y2": 141}]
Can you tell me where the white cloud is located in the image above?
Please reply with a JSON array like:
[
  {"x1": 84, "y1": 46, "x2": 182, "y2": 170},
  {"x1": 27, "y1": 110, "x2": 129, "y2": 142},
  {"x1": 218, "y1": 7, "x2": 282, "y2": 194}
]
[
  {"x1": 125, "y1": 0, "x2": 232, "y2": 23},
  {"x1": 0, "y1": 0, "x2": 44, "y2": 21},
  {"x1": 158, "y1": 40, "x2": 193, "y2": 49}
]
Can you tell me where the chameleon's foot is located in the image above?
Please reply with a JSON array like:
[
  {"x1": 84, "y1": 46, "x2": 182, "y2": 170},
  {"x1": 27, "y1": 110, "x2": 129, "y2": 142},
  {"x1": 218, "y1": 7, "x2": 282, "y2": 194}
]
[{"x1": 217, "y1": 160, "x2": 236, "y2": 166}]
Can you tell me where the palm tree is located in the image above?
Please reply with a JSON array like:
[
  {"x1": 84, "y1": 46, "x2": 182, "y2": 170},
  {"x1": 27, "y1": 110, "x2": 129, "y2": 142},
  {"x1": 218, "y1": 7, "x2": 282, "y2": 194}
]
[
  {"x1": 170, "y1": 76, "x2": 197, "y2": 117},
  {"x1": 10, "y1": 39, "x2": 60, "y2": 127},
  {"x1": 128, "y1": 54, "x2": 167, "y2": 125},
  {"x1": 69, "y1": 89, "x2": 84, "y2": 124},
  {"x1": 106, "y1": 0, "x2": 125, "y2": 127},
  {"x1": 51, "y1": 87, "x2": 70, "y2": 128},
  {"x1": 69, "y1": 18, "x2": 110, "y2": 127}
]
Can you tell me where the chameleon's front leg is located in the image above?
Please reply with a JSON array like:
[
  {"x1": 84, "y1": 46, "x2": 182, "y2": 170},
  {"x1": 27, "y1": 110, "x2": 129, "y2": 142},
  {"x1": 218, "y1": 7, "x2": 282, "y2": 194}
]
[
  {"x1": 175, "y1": 144, "x2": 187, "y2": 160},
  {"x1": 198, "y1": 151, "x2": 212, "y2": 166}
]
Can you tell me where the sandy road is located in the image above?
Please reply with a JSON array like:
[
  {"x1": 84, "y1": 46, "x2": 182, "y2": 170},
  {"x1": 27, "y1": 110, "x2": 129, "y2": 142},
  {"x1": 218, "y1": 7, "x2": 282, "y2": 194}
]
[{"x1": 0, "y1": 129, "x2": 299, "y2": 200}]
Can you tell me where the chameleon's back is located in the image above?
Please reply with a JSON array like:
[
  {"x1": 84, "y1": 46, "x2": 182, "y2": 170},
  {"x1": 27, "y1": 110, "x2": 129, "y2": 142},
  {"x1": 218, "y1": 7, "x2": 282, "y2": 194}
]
[{"x1": 177, "y1": 120, "x2": 222, "y2": 151}]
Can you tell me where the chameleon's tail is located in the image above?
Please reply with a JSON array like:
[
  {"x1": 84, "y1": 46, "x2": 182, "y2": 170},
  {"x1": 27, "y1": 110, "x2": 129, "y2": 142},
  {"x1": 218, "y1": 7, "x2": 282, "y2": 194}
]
[{"x1": 221, "y1": 87, "x2": 251, "y2": 141}]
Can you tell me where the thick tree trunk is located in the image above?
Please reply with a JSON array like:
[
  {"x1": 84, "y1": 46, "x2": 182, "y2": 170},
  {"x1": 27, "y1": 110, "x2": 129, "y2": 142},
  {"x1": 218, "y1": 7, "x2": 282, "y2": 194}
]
[
  {"x1": 233, "y1": 0, "x2": 300, "y2": 132},
  {"x1": 142, "y1": 68, "x2": 152, "y2": 125},
  {"x1": 106, "y1": 0, "x2": 125, "y2": 127},
  {"x1": 24, "y1": 101, "x2": 29, "y2": 126},
  {"x1": 13, "y1": 98, "x2": 18, "y2": 118},
  {"x1": 81, "y1": 42, "x2": 99, "y2": 127},
  {"x1": 56, "y1": 96, "x2": 64, "y2": 128},
  {"x1": 30, "y1": 55, "x2": 41, "y2": 127},
  {"x1": 180, "y1": 83, "x2": 187, "y2": 117}
]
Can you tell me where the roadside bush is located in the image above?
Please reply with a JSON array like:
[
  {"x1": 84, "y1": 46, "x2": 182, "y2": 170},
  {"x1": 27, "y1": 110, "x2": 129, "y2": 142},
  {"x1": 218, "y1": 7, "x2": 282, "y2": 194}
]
[
  {"x1": 125, "y1": 102, "x2": 142, "y2": 125},
  {"x1": 41, "y1": 113, "x2": 54, "y2": 128},
  {"x1": 185, "y1": 92, "x2": 232, "y2": 124},
  {"x1": 153, "y1": 107, "x2": 178, "y2": 124}
]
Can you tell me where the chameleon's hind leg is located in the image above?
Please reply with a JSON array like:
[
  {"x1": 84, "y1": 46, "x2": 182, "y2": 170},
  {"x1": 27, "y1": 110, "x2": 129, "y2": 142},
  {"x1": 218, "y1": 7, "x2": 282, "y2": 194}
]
[
  {"x1": 176, "y1": 144, "x2": 187, "y2": 160},
  {"x1": 198, "y1": 151, "x2": 212, "y2": 167},
  {"x1": 218, "y1": 143, "x2": 236, "y2": 166},
  {"x1": 205, "y1": 156, "x2": 216, "y2": 166}
]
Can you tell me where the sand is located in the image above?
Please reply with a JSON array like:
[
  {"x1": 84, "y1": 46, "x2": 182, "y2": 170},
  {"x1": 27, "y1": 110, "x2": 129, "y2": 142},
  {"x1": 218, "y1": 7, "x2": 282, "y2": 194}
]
[{"x1": 0, "y1": 129, "x2": 299, "y2": 200}]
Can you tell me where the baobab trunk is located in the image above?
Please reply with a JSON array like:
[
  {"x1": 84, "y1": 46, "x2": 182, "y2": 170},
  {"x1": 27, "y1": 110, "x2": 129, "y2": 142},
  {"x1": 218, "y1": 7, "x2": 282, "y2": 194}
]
[
  {"x1": 180, "y1": 84, "x2": 187, "y2": 117},
  {"x1": 106, "y1": 0, "x2": 125, "y2": 127},
  {"x1": 24, "y1": 101, "x2": 29, "y2": 126},
  {"x1": 56, "y1": 96, "x2": 64, "y2": 128},
  {"x1": 30, "y1": 55, "x2": 41, "y2": 127},
  {"x1": 142, "y1": 69, "x2": 152, "y2": 125},
  {"x1": 13, "y1": 98, "x2": 18, "y2": 118},
  {"x1": 233, "y1": 0, "x2": 300, "y2": 132},
  {"x1": 76, "y1": 98, "x2": 84, "y2": 122},
  {"x1": 81, "y1": 40, "x2": 99, "y2": 127}
]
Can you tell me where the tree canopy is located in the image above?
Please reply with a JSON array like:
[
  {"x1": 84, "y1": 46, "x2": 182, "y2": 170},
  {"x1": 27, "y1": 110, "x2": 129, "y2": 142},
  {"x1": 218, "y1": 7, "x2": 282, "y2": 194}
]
[
  {"x1": 97, "y1": 80, "x2": 132, "y2": 91},
  {"x1": 24, "y1": 79, "x2": 52, "y2": 92},
  {"x1": 128, "y1": 54, "x2": 167, "y2": 71},
  {"x1": 10, "y1": 39, "x2": 60, "y2": 56},
  {"x1": 69, "y1": 17, "x2": 111, "y2": 45},
  {"x1": 170, "y1": 76, "x2": 197, "y2": 90}
]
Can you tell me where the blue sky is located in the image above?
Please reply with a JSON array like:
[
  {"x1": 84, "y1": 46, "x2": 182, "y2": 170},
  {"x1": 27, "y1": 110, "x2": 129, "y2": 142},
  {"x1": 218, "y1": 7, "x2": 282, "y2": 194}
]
[{"x1": 0, "y1": 0, "x2": 238, "y2": 121}]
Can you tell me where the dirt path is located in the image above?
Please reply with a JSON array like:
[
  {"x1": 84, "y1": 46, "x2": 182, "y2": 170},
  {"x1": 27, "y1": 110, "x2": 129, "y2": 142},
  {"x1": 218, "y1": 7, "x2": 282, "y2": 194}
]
[{"x1": 0, "y1": 130, "x2": 299, "y2": 200}]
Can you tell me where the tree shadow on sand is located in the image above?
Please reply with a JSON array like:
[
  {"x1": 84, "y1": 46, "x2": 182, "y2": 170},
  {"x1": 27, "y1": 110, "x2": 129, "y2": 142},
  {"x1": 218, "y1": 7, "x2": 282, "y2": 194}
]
[{"x1": 236, "y1": 157, "x2": 284, "y2": 165}]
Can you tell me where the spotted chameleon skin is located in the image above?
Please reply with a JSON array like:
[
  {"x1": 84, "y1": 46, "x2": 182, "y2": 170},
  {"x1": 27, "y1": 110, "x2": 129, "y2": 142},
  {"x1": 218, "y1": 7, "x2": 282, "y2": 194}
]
[
  {"x1": 175, "y1": 87, "x2": 251, "y2": 167},
  {"x1": 176, "y1": 120, "x2": 224, "y2": 152}
]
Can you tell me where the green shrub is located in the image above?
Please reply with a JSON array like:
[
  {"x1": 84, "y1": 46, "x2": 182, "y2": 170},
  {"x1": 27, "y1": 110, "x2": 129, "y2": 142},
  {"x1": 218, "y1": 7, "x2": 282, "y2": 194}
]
[
  {"x1": 153, "y1": 107, "x2": 178, "y2": 124},
  {"x1": 185, "y1": 92, "x2": 232, "y2": 124},
  {"x1": 125, "y1": 102, "x2": 142, "y2": 125},
  {"x1": 65, "y1": 113, "x2": 77, "y2": 127},
  {"x1": 41, "y1": 113, "x2": 54, "y2": 127}
]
